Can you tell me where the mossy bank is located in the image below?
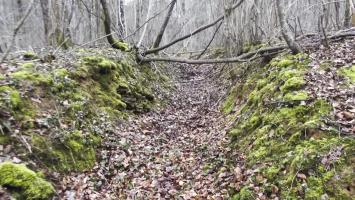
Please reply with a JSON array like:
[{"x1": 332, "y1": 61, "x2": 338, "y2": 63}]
[
  {"x1": 0, "y1": 48, "x2": 168, "y2": 198},
  {"x1": 224, "y1": 54, "x2": 354, "y2": 199}
]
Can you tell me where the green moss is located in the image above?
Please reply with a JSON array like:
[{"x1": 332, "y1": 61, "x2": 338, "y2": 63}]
[
  {"x1": 0, "y1": 162, "x2": 54, "y2": 200},
  {"x1": 2, "y1": 52, "x2": 160, "y2": 177},
  {"x1": 21, "y1": 62, "x2": 35, "y2": 69},
  {"x1": 76, "y1": 56, "x2": 155, "y2": 113},
  {"x1": 31, "y1": 131, "x2": 99, "y2": 172},
  {"x1": 226, "y1": 54, "x2": 354, "y2": 199},
  {"x1": 222, "y1": 86, "x2": 238, "y2": 114},
  {"x1": 0, "y1": 74, "x2": 5, "y2": 80},
  {"x1": 0, "y1": 134, "x2": 10, "y2": 144},
  {"x1": 23, "y1": 51, "x2": 38, "y2": 60},
  {"x1": 112, "y1": 40, "x2": 129, "y2": 51},
  {"x1": 263, "y1": 166, "x2": 280, "y2": 180},
  {"x1": 280, "y1": 77, "x2": 305, "y2": 92},
  {"x1": 339, "y1": 65, "x2": 355, "y2": 83},
  {"x1": 53, "y1": 68, "x2": 69, "y2": 78},
  {"x1": 10, "y1": 70, "x2": 51, "y2": 85},
  {"x1": 231, "y1": 187, "x2": 254, "y2": 200},
  {"x1": 0, "y1": 86, "x2": 35, "y2": 123},
  {"x1": 275, "y1": 59, "x2": 294, "y2": 68},
  {"x1": 284, "y1": 91, "x2": 308, "y2": 101}
]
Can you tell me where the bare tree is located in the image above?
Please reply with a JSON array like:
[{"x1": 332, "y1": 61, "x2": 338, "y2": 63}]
[
  {"x1": 275, "y1": 0, "x2": 302, "y2": 54},
  {"x1": 137, "y1": 0, "x2": 152, "y2": 47},
  {"x1": 117, "y1": 0, "x2": 126, "y2": 38},
  {"x1": 99, "y1": 0, "x2": 125, "y2": 50},
  {"x1": 1, "y1": 0, "x2": 36, "y2": 63},
  {"x1": 152, "y1": 0, "x2": 177, "y2": 49},
  {"x1": 40, "y1": 0, "x2": 51, "y2": 45},
  {"x1": 144, "y1": 0, "x2": 245, "y2": 55},
  {"x1": 345, "y1": 0, "x2": 352, "y2": 28}
]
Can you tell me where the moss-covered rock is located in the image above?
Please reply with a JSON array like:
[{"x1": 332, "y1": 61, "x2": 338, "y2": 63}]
[
  {"x1": 0, "y1": 162, "x2": 54, "y2": 199},
  {"x1": 224, "y1": 54, "x2": 355, "y2": 199}
]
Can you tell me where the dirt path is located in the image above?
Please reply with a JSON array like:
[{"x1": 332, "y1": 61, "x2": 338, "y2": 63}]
[{"x1": 59, "y1": 64, "x2": 241, "y2": 199}]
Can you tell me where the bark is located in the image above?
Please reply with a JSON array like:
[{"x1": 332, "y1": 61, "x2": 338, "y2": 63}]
[
  {"x1": 334, "y1": 1, "x2": 340, "y2": 29},
  {"x1": 152, "y1": 0, "x2": 177, "y2": 49},
  {"x1": 40, "y1": 0, "x2": 51, "y2": 45},
  {"x1": 63, "y1": 0, "x2": 75, "y2": 48},
  {"x1": 118, "y1": 0, "x2": 126, "y2": 38},
  {"x1": 135, "y1": 0, "x2": 141, "y2": 30},
  {"x1": 344, "y1": 0, "x2": 352, "y2": 28},
  {"x1": 99, "y1": 0, "x2": 122, "y2": 49},
  {"x1": 223, "y1": 0, "x2": 235, "y2": 56},
  {"x1": 197, "y1": 21, "x2": 223, "y2": 59},
  {"x1": 137, "y1": 0, "x2": 152, "y2": 47},
  {"x1": 144, "y1": 0, "x2": 245, "y2": 55},
  {"x1": 275, "y1": 0, "x2": 302, "y2": 54},
  {"x1": 16, "y1": 0, "x2": 24, "y2": 20},
  {"x1": 1, "y1": 0, "x2": 35, "y2": 63}
]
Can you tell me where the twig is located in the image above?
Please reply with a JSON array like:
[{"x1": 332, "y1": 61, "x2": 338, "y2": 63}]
[
  {"x1": 197, "y1": 22, "x2": 223, "y2": 59},
  {"x1": 143, "y1": 0, "x2": 246, "y2": 55}
]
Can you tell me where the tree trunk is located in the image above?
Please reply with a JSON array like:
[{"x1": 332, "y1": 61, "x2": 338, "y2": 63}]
[
  {"x1": 64, "y1": 0, "x2": 75, "y2": 46},
  {"x1": 152, "y1": 0, "x2": 177, "y2": 49},
  {"x1": 223, "y1": 0, "x2": 237, "y2": 56},
  {"x1": 99, "y1": 0, "x2": 126, "y2": 50},
  {"x1": 144, "y1": 0, "x2": 245, "y2": 55},
  {"x1": 137, "y1": 0, "x2": 152, "y2": 47},
  {"x1": 1, "y1": 0, "x2": 35, "y2": 63},
  {"x1": 275, "y1": 0, "x2": 302, "y2": 54},
  {"x1": 135, "y1": 0, "x2": 141, "y2": 30},
  {"x1": 40, "y1": 0, "x2": 51, "y2": 45},
  {"x1": 344, "y1": 0, "x2": 352, "y2": 28},
  {"x1": 117, "y1": 0, "x2": 126, "y2": 38}
]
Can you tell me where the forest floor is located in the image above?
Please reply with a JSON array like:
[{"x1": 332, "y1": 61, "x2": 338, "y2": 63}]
[{"x1": 58, "y1": 63, "x2": 242, "y2": 199}]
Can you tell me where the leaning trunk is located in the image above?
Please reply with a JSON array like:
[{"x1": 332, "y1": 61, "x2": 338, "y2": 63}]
[
  {"x1": 152, "y1": 0, "x2": 177, "y2": 49},
  {"x1": 275, "y1": 0, "x2": 302, "y2": 54}
]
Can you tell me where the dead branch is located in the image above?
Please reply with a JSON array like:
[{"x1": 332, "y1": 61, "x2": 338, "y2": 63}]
[
  {"x1": 143, "y1": 0, "x2": 245, "y2": 55},
  {"x1": 329, "y1": 31, "x2": 355, "y2": 39},
  {"x1": 138, "y1": 45, "x2": 287, "y2": 64},
  {"x1": 197, "y1": 22, "x2": 223, "y2": 59}
]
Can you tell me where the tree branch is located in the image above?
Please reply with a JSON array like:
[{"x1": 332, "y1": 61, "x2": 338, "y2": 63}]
[
  {"x1": 197, "y1": 21, "x2": 223, "y2": 59},
  {"x1": 1, "y1": 0, "x2": 35, "y2": 63},
  {"x1": 143, "y1": 0, "x2": 245, "y2": 55},
  {"x1": 152, "y1": 0, "x2": 177, "y2": 49},
  {"x1": 138, "y1": 45, "x2": 287, "y2": 64}
]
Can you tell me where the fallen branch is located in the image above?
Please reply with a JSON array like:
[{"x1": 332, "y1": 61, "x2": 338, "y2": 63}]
[
  {"x1": 143, "y1": 0, "x2": 245, "y2": 55},
  {"x1": 329, "y1": 31, "x2": 355, "y2": 39},
  {"x1": 138, "y1": 45, "x2": 287, "y2": 64}
]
